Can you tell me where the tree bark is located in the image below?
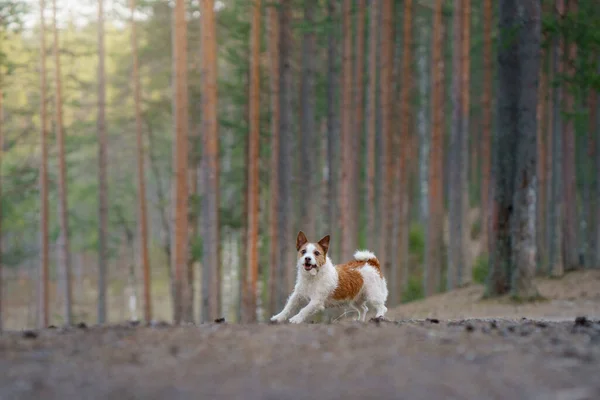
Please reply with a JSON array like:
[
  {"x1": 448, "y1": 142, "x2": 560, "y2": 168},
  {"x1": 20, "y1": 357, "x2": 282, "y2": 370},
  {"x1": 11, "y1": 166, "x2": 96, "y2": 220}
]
[
  {"x1": 487, "y1": 0, "x2": 520, "y2": 297},
  {"x1": 562, "y1": 0, "x2": 578, "y2": 271},
  {"x1": 339, "y1": 0, "x2": 354, "y2": 259},
  {"x1": 326, "y1": 0, "x2": 340, "y2": 261},
  {"x1": 52, "y1": 0, "x2": 73, "y2": 326},
  {"x1": 172, "y1": 0, "x2": 189, "y2": 324},
  {"x1": 278, "y1": 0, "x2": 294, "y2": 300},
  {"x1": 268, "y1": 0, "x2": 280, "y2": 316},
  {"x1": 394, "y1": 0, "x2": 413, "y2": 304},
  {"x1": 130, "y1": 0, "x2": 152, "y2": 323},
  {"x1": 417, "y1": 15, "x2": 430, "y2": 226},
  {"x1": 97, "y1": 0, "x2": 108, "y2": 324},
  {"x1": 39, "y1": 0, "x2": 50, "y2": 329},
  {"x1": 366, "y1": 1, "x2": 378, "y2": 252},
  {"x1": 378, "y1": 0, "x2": 394, "y2": 278},
  {"x1": 549, "y1": 0, "x2": 564, "y2": 277},
  {"x1": 481, "y1": 0, "x2": 492, "y2": 255},
  {"x1": 536, "y1": 3, "x2": 549, "y2": 274},
  {"x1": 448, "y1": 0, "x2": 464, "y2": 291},
  {"x1": 588, "y1": 83, "x2": 598, "y2": 268},
  {"x1": 299, "y1": 0, "x2": 317, "y2": 240},
  {"x1": 459, "y1": 0, "x2": 471, "y2": 286},
  {"x1": 0, "y1": 59, "x2": 4, "y2": 331},
  {"x1": 351, "y1": 0, "x2": 365, "y2": 252},
  {"x1": 425, "y1": 0, "x2": 444, "y2": 297},
  {"x1": 245, "y1": 0, "x2": 261, "y2": 323},
  {"x1": 200, "y1": 0, "x2": 221, "y2": 322},
  {"x1": 511, "y1": 0, "x2": 541, "y2": 300}
]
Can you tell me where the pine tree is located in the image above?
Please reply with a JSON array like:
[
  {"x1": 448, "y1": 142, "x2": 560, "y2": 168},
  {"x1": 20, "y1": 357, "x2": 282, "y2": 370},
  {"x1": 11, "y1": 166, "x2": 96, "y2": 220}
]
[
  {"x1": 365, "y1": 1, "x2": 378, "y2": 252},
  {"x1": 52, "y1": 0, "x2": 72, "y2": 326},
  {"x1": 268, "y1": 0, "x2": 280, "y2": 315},
  {"x1": 172, "y1": 0, "x2": 189, "y2": 324},
  {"x1": 39, "y1": 0, "x2": 50, "y2": 329},
  {"x1": 425, "y1": 0, "x2": 444, "y2": 297},
  {"x1": 97, "y1": 0, "x2": 108, "y2": 324},
  {"x1": 201, "y1": 0, "x2": 221, "y2": 321},
  {"x1": 340, "y1": 0, "x2": 354, "y2": 258},
  {"x1": 245, "y1": 0, "x2": 261, "y2": 323},
  {"x1": 130, "y1": 0, "x2": 152, "y2": 323}
]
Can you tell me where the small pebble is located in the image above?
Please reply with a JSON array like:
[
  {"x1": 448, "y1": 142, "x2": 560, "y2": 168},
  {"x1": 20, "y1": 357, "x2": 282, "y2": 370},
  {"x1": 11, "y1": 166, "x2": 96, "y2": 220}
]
[{"x1": 22, "y1": 330, "x2": 38, "y2": 339}]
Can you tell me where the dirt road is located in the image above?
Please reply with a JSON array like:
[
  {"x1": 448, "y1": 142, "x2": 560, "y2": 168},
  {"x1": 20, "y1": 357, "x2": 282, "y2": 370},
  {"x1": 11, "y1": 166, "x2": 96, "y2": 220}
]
[{"x1": 1, "y1": 317, "x2": 599, "y2": 400}]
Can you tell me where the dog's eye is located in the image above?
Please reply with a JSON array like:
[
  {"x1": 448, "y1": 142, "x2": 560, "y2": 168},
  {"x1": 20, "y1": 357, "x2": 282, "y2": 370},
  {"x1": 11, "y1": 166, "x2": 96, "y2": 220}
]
[
  {"x1": 314, "y1": 251, "x2": 320, "y2": 256},
  {"x1": 301, "y1": 249, "x2": 306, "y2": 255}
]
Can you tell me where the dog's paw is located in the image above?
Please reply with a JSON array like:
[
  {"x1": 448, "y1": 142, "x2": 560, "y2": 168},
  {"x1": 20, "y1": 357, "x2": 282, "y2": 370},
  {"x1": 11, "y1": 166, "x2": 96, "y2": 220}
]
[
  {"x1": 270, "y1": 314, "x2": 285, "y2": 323},
  {"x1": 289, "y1": 316, "x2": 304, "y2": 324}
]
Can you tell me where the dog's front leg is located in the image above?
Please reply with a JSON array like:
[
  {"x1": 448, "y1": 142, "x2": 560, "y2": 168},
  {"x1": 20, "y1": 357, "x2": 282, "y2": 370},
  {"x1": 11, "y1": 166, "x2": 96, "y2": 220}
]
[
  {"x1": 270, "y1": 292, "x2": 301, "y2": 322},
  {"x1": 289, "y1": 299, "x2": 324, "y2": 324}
]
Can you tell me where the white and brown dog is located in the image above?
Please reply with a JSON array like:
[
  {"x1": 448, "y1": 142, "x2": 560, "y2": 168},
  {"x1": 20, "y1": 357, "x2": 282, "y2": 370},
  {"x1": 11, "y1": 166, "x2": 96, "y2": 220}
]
[{"x1": 271, "y1": 231, "x2": 388, "y2": 324}]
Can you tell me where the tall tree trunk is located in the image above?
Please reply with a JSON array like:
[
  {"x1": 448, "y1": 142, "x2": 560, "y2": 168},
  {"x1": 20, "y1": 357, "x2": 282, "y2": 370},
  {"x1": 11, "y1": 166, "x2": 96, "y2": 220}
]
[
  {"x1": 394, "y1": 0, "x2": 413, "y2": 305},
  {"x1": 588, "y1": 84, "x2": 598, "y2": 268},
  {"x1": 0, "y1": 63, "x2": 4, "y2": 331},
  {"x1": 448, "y1": 0, "x2": 463, "y2": 291},
  {"x1": 511, "y1": 0, "x2": 541, "y2": 299},
  {"x1": 268, "y1": 0, "x2": 280, "y2": 316},
  {"x1": 245, "y1": 0, "x2": 261, "y2": 323},
  {"x1": 536, "y1": 8, "x2": 549, "y2": 274},
  {"x1": 545, "y1": 45, "x2": 554, "y2": 275},
  {"x1": 595, "y1": 66, "x2": 600, "y2": 268},
  {"x1": 52, "y1": 0, "x2": 73, "y2": 327},
  {"x1": 326, "y1": 0, "x2": 340, "y2": 260},
  {"x1": 366, "y1": 1, "x2": 378, "y2": 252},
  {"x1": 201, "y1": 0, "x2": 221, "y2": 321},
  {"x1": 278, "y1": 0, "x2": 294, "y2": 300},
  {"x1": 97, "y1": 0, "x2": 108, "y2": 324},
  {"x1": 299, "y1": 0, "x2": 317, "y2": 240},
  {"x1": 425, "y1": 0, "x2": 444, "y2": 297},
  {"x1": 459, "y1": 0, "x2": 471, "y2": 286},
  {"x1": 146, "y1": 119, "x2": 175, "y2": 309},
  {"x1": 417, "y1": 15, "x2": 430, "y2": 226},
  {"x1": 172, "y1": 0, "x2": 189, "y2": 324},
  {"x1": 351, "y1": 0, "x2": 365, "y2": 251},
  {"x1": 39, "y1": 0, "x2": 50, "y2": 329},
  {"x1": 549, "y1": 0, "x2": 564, "y2": 277},
  {"x1": 340, "y1": 0, "x2": 354, "y2": 259},
  {"x1": 562, "y1": 0, "x2": 578, "y2": 271},
  {"x1": 487, "y1": 0, "x2": 519, "y2": 297},
  {"x1": 378, "y1": 0, "x2": 394, "y2": 278},
  {"x1": 130, "y1": 0, "x2": 152, "y2": 323},
  {"x1": 481, "y1": 0, "x2": 492, "y2": 255}
]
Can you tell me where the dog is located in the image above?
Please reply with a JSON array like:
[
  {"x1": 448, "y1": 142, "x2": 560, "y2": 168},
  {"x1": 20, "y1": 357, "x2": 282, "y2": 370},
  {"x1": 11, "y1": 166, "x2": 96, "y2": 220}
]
[{"x1": 270, "y1": 231, "x2": 388, "y2": 324}]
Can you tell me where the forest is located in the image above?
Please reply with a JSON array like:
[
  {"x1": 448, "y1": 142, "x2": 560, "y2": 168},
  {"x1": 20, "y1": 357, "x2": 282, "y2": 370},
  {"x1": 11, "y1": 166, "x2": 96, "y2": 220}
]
[{"x1": 0, "y1": 0, "x2": 599, "y2": 330}]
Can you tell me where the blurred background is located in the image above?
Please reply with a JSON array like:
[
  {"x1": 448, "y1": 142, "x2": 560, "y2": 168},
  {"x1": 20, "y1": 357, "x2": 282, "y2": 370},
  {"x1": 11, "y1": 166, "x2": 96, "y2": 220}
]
[{"x1": 0, "y1": 0, "x2": 598, "y2": 330}]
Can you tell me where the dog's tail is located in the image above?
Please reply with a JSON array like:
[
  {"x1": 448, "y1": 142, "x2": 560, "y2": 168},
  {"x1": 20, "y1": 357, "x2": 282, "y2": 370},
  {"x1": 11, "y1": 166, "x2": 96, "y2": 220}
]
[{"x1": 353, "y1": 250, "x2": 381, "y2": 271}]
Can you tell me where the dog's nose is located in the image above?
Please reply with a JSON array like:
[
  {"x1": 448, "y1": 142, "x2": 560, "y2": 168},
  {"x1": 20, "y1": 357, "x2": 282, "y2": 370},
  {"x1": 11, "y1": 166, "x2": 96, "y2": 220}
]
[{"x1": 304, "y1": 256, "x2": 311, "y2": 263}]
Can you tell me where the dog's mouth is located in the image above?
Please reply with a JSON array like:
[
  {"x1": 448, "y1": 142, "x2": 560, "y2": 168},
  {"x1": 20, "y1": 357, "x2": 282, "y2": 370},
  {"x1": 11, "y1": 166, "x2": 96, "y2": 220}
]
[{"x1": 303, "y1": 263, "x2": 316, "y2": 271}]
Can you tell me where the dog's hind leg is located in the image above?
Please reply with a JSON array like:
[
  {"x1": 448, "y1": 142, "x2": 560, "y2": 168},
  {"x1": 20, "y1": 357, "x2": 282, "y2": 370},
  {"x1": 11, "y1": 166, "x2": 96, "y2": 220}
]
[
  {"x1": 349, "y1": 302, "x2": 362, "y2": 321},
  {"x1": 360, "y1": 302, "x2": 369, "y2": 322}
]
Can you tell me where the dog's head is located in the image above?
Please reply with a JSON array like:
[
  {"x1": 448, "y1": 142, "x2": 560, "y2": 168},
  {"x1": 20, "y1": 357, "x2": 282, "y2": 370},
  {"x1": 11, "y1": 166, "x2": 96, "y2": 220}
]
[{"x1": 296, "y1": 231, "x2": 330, "y2": 275}]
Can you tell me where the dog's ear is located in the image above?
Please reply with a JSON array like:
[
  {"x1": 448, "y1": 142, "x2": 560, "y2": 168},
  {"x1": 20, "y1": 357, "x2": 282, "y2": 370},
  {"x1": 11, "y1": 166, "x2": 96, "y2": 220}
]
[
  {"x1": 296, "y1": 231, "x2": 308, "y2": 251},
  {"x1": 317, "y1": 235, "x2": 330, "y2": 255}
]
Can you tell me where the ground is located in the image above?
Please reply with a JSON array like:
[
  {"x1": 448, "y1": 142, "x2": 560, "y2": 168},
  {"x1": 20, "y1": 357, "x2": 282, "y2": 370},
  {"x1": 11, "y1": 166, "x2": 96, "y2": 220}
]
[{"x1": 1, "y1": 270, "x2": 600, "y2": 400}]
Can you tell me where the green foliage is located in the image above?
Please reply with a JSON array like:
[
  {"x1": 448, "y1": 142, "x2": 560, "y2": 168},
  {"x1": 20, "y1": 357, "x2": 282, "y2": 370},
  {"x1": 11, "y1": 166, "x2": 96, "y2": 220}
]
[
  {"x1": 472, "y1": 253, "x2": 489, "y2": 285},
  {"x1": 409, "y1": 223, "x2": 425, "y2": 264},
  {"x1": 401, "y1": 275, "x2": 424, "y2": 304}
]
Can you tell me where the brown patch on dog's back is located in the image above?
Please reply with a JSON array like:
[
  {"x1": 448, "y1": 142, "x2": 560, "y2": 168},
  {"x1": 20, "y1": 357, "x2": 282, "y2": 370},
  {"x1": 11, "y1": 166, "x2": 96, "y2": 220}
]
[{"x1": 331, "y1": 261, "x2": 365, "y2": 300}]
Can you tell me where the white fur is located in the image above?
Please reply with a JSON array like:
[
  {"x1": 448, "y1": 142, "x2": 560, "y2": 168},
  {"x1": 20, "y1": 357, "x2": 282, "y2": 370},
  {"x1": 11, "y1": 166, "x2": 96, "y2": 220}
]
[
  {"x1": 271, "y1": 249, "x2": 388, "y2": 324},
  {"x1": 353, "y1": 250, "x2": 376, "y2": 261}
]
